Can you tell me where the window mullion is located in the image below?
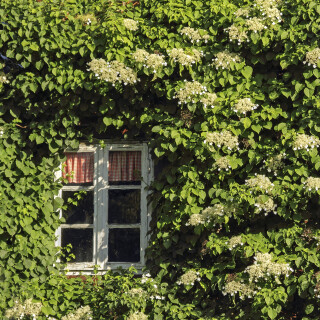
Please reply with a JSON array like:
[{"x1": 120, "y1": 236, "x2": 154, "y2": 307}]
[
  {"x1": 140, "y1": 143, "x2": 148, "y2": 265},
  {"x1": 96, "y1": 146, "x2": 108, "y2": 269}
]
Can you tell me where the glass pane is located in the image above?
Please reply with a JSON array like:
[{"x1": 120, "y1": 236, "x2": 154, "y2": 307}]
[
  {"x1": 109, "y1": 151, "x2": 141, "y2": 185},
  {"x1": 63, "y1": 152, "x2": 94, "y2": 186},
  {"x1": 108, "y1": 228, "x2": 140, "y2": 262},
  {"x1": 61, "y1": 228, "x2": 93, "y2": 263},
  {"x1": 62, "y1": 191, "x2": 94, "y2": 224},
  {"x1": 108, "y1": 189, "x2": 140, "y2": 224}
]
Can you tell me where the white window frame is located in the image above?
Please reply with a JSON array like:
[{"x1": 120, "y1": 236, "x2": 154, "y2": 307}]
[{"x1": 55, "y1": 141, "x2": 152, "y2": 272}]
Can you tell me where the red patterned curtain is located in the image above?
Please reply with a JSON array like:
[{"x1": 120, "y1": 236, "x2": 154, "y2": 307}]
[
  {"x1": 63, "y1": 152, "x2": 94, "y2": 183},
  {"x1": 109, "y1": 151, "x2": 141, "y2": 182}
]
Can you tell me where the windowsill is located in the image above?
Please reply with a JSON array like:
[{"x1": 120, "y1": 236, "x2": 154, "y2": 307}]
[{"x1": 64, "y1": 262, "x2": 145, "y2": 275}]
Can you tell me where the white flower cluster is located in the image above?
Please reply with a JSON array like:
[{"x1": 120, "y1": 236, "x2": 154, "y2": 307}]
[
  {"x1": 255, "y1": 0, "x2": 283, "y2": 23},
  {"x1": 168, "y1": 48, "x2": 203, "y2": 66},
  {"x1": 234, "y1": 8, "x2": 250, "y2": 18},
  {"x1": 0, "y1": 73, "x2": 9, "y2": 84},
  {"x1": 245, "y1": 174, "x2": 274, "y2": 193},
  {"x1": 123, "y1": 18, "x2": 139, "y2": 31},
  {"x1": 61, "y1": 306, "x2": 92, "y2": 320},
  {"x1": 293, "y1": 134, "x2": 320, "y2": 151},
  {"x1": 246, "y1": 17, "x2": 267, "y2": 32},
  {"x1": 180, "y1": 27, "x2": 210, "y2": 43},
  {"x1": 201, "y1": 92, "x2": 217, "y2": 109},
  {"x1": 186, "y1": 204, "x2": 234, "y2": 227},
  {"x1": 5, "y1": 299, "x2": 42, "y2": 320},
  {"x1": 141, "y1": 272, "x2": 152, "y2": 283},
  {"x1": 233, "y1": 98, "x2": 259, "y2": 114},
  {"x1": 186, "y1": 213, "x2": 206, "y2": 226},
  {"x1": 227, "y1": 235, "x2": 244, "y2": 250},
  {"x1": 127, "y1": 311, "x2": 148, "y2": 320},
  {"x1": 150, "y1": 295, "x2": 165, "y2": 300},
  {"x1": 212, "y1": 50, "x2": 243, "y2": 69},
  {"x1": 222, "y1": 280, "x2": 256, "y2": 299},
  {"x1": 177, "y1": 270, "x2": 201, "y2": 286},
  {"x1": 127, "y1": 288, "x2": 146, "y2": 298},
  {"x1": 303, "y1": 177, "x2": 320, "y2": 191},
  {"x1": 204, "y1": 131, "x2": 239, "y2": 150},
  {"x1": 174, "y1": 80, "x2": 207, "y2": 105},
  {"x1": 87, "y1": 59, "x2": 138, "y2": 85},
  {"x1": 263, "y1": 153, "x2": 285, "y2": 175},
  {"x1": 304, "y1": 48, "x2": 320, "y2": 68},
  {"x1": 132, "y1": 49, "x2": 167, "y2": 73},
  {"x1": 314, "y1": 281, "x2": 320, "y2": 298},
  {"x1": 226, "y1": 24, "x2": 248, "y2": 44},
  {"x1": 254, "y1": 195, "x2": 277, "y2": 215},
  {"x1": 245, "y1": 252, "x2": 292, "y2": 282},
  {"x1": 76, "y1": 14, "x2": 96, "y2": 25},
  {"x1": 215, "y1": 156, "x2": 231, "y2": 171}
]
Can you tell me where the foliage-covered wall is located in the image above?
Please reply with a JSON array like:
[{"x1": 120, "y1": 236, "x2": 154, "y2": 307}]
[{"x1": 1, "y1": 0, "x2": 320, "y2": 318}]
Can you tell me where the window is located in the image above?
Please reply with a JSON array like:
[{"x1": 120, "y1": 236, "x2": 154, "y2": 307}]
[{"x1": 55, "y1": 142, "x2": 152, "y2": 271}]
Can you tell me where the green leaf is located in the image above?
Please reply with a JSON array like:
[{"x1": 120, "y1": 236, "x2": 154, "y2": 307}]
[
  {"x1": 103, "y1": 117, "x2": 113, "y2": 126},
  {"x1": 252, "y1": 124, "x2": 262, "y2": 133},
  {"x1": 305, "y1": 304, "x2": 314, "y2": 315},
  {"x1": 242, "y1": 117, "x2": 251, "y2": 129},
  {"x1": 241, "y1": 66, "x2": 253, "y2": 79},
  {"x1": 30, "y1": 43, "x2": 39, "y2": 51},
  {"x1": 267, "y1": 308, "x2": 278, "y2": 319}
]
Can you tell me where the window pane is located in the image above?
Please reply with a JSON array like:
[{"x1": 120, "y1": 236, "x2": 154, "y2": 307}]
[
  {"x1": 109, "y1": 151, "x2": 141, "y2": 185},
  {"x1": 108, "y1": 189, "x2": 140, "y2": 224},
  {"x1": 63, "y1": 152, "x2": 94, "y2": 185},
  {"x1": 61, "y1": 228, "x2": 93, "y2": 263},
  {"x1": 108, "y1": 228, "x2": 140, "y2": 262},
  {"x1": 62, "y1": 191, "x2": 94, "y2": 224}
]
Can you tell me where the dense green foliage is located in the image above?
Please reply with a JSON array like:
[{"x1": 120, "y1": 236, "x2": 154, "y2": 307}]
[{"x1": 1, "y1": 0, "x2": 320, "y2": 318}]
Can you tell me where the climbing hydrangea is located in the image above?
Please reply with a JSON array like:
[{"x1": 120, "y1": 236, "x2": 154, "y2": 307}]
[
  {"x1": 186, "y1": 213, "x2": 206, "y2": 226},
  {"x1": 0, "y1": 73, "x2": 9, "y2": 84},
  {"x1": 227, "y1": 235, "x2": 244, "y2": 250},
  {"x1": 246, "y1": 17, "x2": 267, "y2": 32},
  {"x1": 76, "y1": 13, "x2": 96, "y2": 25},
  {"x1": 215, "y1": 156, "x2": 231, "y2": 171},
  {"x1": 201, "y1": 92, "x2": 217, "y2": 108},
  {"x1": 132, "y1": 49, "x2": 167, "y2": 72},
  {"x1": 204, "y1": 131, "x2": 239, "y2": 150},
  {"x1": 255, "y1": 0, "x2": 283, "y2": 23},
  {"x1": 233, "y1": 98, "x2": 259, "y2": 114},
  {"x1": 87, "y1": 59, "x2": 138, "y2": 85},
  {"x1": 174, "y1": 81, "x2": 207, "y2": 104},
  {"x1": 127, "y1": 312, "x2": 148, "y2": 320},
  {"x1": 245, "y1": 253, "x2": 292, "y2": 282},
  {"x1": 168, "y1": 48, "x2": 203, "y2": 66},
  {"x1": 263, "y1": 153, "x2": 285, "y2": 175},
  {"x1": 177, "y1": 270, "x2": 201, "y2": 285},
  {"x1": 61, "y1": 306, "x2": 92, "y2": 320},
  {"x1": 293, "y1": 134, "x2": 320, "y2": 151},
  {"x1": 303, "y1": 177, "x2": 320, "y2": 191},
  {"x1": 187, "y1": 204, "x2": 235, "y2": 226},
  {"x1": 127, "y1": 288, "x2": 146, "y2": 297},
  {"x1": 203, "y1": 204, "x2": 235, "y2": 225},
  {"x1": 254, "y1": 195, "x2": 277, "y2": 215},
  {"x1": 180, "y1": 27, "x2": 210, "y2": 43},
  {"x1": 5, "y1": 299, "x2": 42, "y2": 320},
  {"x1": 234, "y1": 8, "x2": 250, "y2": 18},
  {"x1": 123, "y1": 18, "x2": 139, "y2": 31},
  {"x1": 226, "y1": 24, "x2": 248, "y2": 44},
  {"x1": 245, "y1": 174, "x2": 274, "y2": 193},
  {"x1": 212, "y1": 50, "x2": 243, "y2": 69},
  {"x1": 314, "y1": 281, "x2": 320, "y2": 299},
  {"x1": 222, "y1": 280, "x2": 256, "y2": 298},
  {"x1": 304, "y1": 48, "x2": 320, "y2": 68}
]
